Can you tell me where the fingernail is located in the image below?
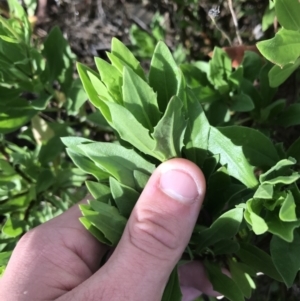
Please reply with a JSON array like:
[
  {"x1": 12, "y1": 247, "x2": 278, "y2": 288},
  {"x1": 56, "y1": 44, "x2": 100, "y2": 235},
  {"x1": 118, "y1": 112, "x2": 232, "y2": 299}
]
[{"x1": 159, "y1": 169, "x2": 200, "y2": 204}]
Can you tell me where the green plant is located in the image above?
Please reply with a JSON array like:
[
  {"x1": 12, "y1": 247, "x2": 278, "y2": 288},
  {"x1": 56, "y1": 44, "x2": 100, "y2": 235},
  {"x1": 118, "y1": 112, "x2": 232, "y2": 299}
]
[
  {"x1": 257, "y1": 0, "x2": 300, "y2": 88},
  {"x1": 64, "y1": 34, "x2": 300, "y2": 301},
  {"x1": 0, "y1": 0, "x2": 101, "y2": 275},
  {"x1": 2, "y1": 1, "x2": 300, "y2": 300}
]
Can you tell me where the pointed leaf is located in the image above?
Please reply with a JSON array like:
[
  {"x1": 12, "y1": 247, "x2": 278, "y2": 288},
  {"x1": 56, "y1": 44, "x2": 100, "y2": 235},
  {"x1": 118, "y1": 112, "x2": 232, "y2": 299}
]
[
  {"x1": 184, "y1": 89, "x2": 210, "y2": 166},
  {"x1": 87, "y1": 71, "x2": 115, "y2": 102},
  {"x1": 208, "y1": 127, "x2": 258, "y2": 188},
  {"x1": 287, "y1": 136, "x2": 300, "y2": 163},
  {"x1": 218, "y1": 126, "x2": 279, "y2": 168},
  {"x1": 265, "y1": 210, "x2": 300, "y2": 242},
  {"x1": 109, "y1": 177, "x2": 139, "y2": 218},
  {"x1": 86, "y1": 181, "x2": 111, "y2": 200},
  {"x1": 245, "y1": 199, "x2": 268, "y2": 235},
  {"x1": 228, "y1": 259, "x2": 254, "y2": 299},
  {"x1": 204, "y1": 261, "x2": 245, "y2": 301},
  {"x1": 152, "y1": 96, "x2": 187, "y2": 160},
  {"x1": 111, "y1": 37, "x2": 145, "y2": 79},
  {"x1": 161, "y1": 267, "x2": 182, "y2": 301},
  {"x1": 194, "y1": 208, "x2": 243, "y2": 252},
  {"x1": 149, "y1": 42, "x2": 180, "y2": 112},
  {"x1": 102, "y1": 101, "x2": 157, "y2": 158},
  {"x1": 275, "y1": 0, "x2": 300, "y2": 31},
  {"x1": 80, "y1": 203, "x2": 127, "y2": 246},
  {"x1": 237, "y1": 243, "x2": 282, "y2": 282},
  {"x1": 269, "y1": 59, "x2": 300, "y2": 87},
  {"x1": 123, "y1": 66, "x2": 161, "y2": 130},
  {"x1": 80, "y1": 216, "x2": 111, "y2": 245},
  {"x1": 279, "y1": 191, "x2": 297, "y2": 222},
  {"x1": 271, "y1": 231, "x2": 300, "y2": 288},
  {"x1": 66, "y1": 149, "x2": 109, "y2": 181},
  {"x1": 133, "y1": 170, "x2": 150, "y2": 192},
  {"x1": 77, "y1": 63, "x2": 112, "y2": 121},
  {"x1": 253, "y1": 183, "x2": 274, "y2": 199},
  {"x1": 95, "y1": 57, "x2": 123, "y2": 104},
  {"x1": 78, "y1": 142, "x2": 155, "y2": 187},
  {"x1": 257, "y1": 28, "x2": 300, "y2": 67}
]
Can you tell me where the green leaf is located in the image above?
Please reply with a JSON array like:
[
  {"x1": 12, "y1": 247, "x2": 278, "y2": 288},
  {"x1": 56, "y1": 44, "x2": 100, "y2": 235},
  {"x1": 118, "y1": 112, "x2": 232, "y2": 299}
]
[
  {"x1": 86, "y1": 112, "x2": 112, "y2": 132},
  {"x1": 260, "y1": 99, "x2": 286, "y2": 122},
  {"x1": 259, "y1": 63, "x2": 278, "y2": 107},
  {"x1": 257, "y1": 28, "x2": 300, "y2": 67},
  {"x1": 259, "y1": 158, "x2": 300, "y2": 186},
  {"x1": 268, "y1": 58, "x2": 300, "y2": 87},
  {"x1": 0, "y1": 189, "x2": 34, "y2": 214},
  {"x1": 0, "y1": 251, "x2": 12, "y2": 266},
  {"x1": 78, "y1": 142, "x2": 155, "y2": 187},
  {"x1": 111, "y1": 38, "x2": 145, "y2": 79},
  {"x1": 287, "y1": 136, "x2": 300, "y2": 163},
  {"x1": 149, "y1": 41, "x2": 180, "y2": 112},
  {"x1": 2, "y1": 217, "x2": 26, "y2": 238},
  {"x1": 180, "y1": 63, "x2": 210, "y2": 88},
  {"x1": 205, "y1": 167, "x2": 231, "y2": 215},
  {"x1": 86, "y1": 181, "x2": 111, "y2": 200},
  {"x1": 208, "y1": 47, "x2": 232, "y2": 94},
  {"x1": 245, "y1": 198, "x2": 268, "y2": 235},
  {"x1": 123, "y1": 66, "x2": 161, "y2": 130},
  {"x1": 77, "y1": 63, "x2": 112, "y2": 122},
  {"x1": 109, "y1": 177, "x2": 139, "y2": 218},
  {"x1": 213, "y1": 239, "x2": 240, "y2": 255},
  {"x1": 0, "y1": 98, "x2": 36, "y2": 134},
  {"x1": 7, "y1": 0, "x2": 31, "y2": 43},
  {"x1": 87, "y1": 71, "x2": 115, "y2": 102},
  {"x1": 43, "y1": 26, "x2": 75, "y2": 86},
  {"x1": 194, "y1": 208, "x2": 243, "y2": 252},
  {"x1": 161, "y1": 267, "x2": 182, "y2": 301},
  {"x1": 262, "y1": 4, "x2": 276, "y2": 32},
  {"x1": 279, "y1": 191, "x2": 297, "y2": 222},
  {"x1": 237, "y1": 243, "x2": 282, "y2": 282},
  {"x1": 218, "y1": 126, "x2": 279, "y2": 168},
  {"x1": 230, "y1": 93, "x2": 254, "y2": 112},
  {"x1": 208, "y1": 127, "x2": 258, "y2": 188},
  {"x1": 276, "y1": 104, "x2": 300, "y2": 127},
  {"x1": 79, "y1": 216, "x2": 111, "y2": 245},
  {"x1": 80, "y1": 203, "x2": 127, "y2": 246},
  {"x1": 66, "y1": 149, "x2": 110, "y2": 181},
  {"x1": 204, "y1": 261, "x2": 245, "y2": 301},
  {"x1": 61, "y1": 136, "x2": 93, "y2": 149},
  {"x1": 95, "y1": 57, "x2": 123, "y2": 104},
  {"x1": 228, "y1": 259, "x2": 254, "y2": 298},
  {"x1": 184, "y1": 89, "x2": 210, "y2": 166},
  {"x1": 36, "y1": 169, "x2": 55, "y2": 194},
  {"x1": 133, "y1": 170, "x2": 150, "y2": 192},
  {"x1": 275, "y1": 0, "x2": 300, "y2": 31},
  {"x1": 253, "y1": 183, "x2": 273, "y2": 199},
  {"x1": 102, "y1": 101, "x2": 157, "y2": 158},
  {"x1": 265, "y1": 210, "x2": 300, "y2": 242},
  {"x1": 271, "y1": 231, "x2": 300, "y2": 288},
  {"x1": 242, "y1": 51, "x2": 264, "y2": 82},
  {"x1": 152, "y1": 96, "x2": 187, "y2": 160}
]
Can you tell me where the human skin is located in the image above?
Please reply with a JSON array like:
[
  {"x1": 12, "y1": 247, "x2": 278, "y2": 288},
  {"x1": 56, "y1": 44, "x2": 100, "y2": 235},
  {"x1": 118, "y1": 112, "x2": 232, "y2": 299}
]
[{"x1": 0, "y1": 158, "x2": 218, "y2": 301}]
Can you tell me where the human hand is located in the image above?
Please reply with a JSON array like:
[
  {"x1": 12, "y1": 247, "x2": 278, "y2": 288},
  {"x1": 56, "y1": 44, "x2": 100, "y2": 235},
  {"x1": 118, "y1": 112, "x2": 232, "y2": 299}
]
[{"x1": 0, "y1": 158, "x2": 217, "y2": 301}]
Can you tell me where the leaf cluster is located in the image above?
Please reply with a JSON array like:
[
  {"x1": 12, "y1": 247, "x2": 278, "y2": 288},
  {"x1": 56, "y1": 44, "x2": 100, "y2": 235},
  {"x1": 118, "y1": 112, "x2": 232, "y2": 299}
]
[{"x1": 67, "y1": 35, "x2": 300, "y2": 300}]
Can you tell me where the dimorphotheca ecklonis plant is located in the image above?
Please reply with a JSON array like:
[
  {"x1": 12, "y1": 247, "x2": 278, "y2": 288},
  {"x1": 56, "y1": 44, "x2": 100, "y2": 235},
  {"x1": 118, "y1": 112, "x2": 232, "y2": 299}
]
[{"x1": 62, "y1": 38, "x2": 300, "y2": 301}]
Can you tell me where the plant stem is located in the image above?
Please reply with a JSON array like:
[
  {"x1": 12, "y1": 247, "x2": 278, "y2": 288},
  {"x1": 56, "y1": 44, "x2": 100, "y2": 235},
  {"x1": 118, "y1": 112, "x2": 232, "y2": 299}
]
[
  {"x1": 227, "y1": 0, "x2": 242, "y2": 45},
  {"x1": 209, "y1": 16, "x2": 232, "y2": 46}
]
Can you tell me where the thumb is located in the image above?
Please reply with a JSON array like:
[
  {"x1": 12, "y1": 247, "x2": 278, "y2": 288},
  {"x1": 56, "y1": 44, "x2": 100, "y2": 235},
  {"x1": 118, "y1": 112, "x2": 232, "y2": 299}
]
[
  {"x1": 58, "y1": 158, "x2": 206, "y2": 301},
  {"x1": 102, "y1": 158, "x2": 206, "y2": 300}
]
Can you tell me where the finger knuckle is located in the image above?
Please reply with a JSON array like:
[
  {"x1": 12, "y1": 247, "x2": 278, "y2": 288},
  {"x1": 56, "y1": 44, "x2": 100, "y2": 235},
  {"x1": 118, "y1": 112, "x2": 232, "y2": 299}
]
[{"x1": 129, "y1": 206, "x2": 180, "y2": 258}]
